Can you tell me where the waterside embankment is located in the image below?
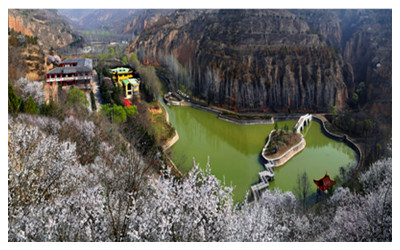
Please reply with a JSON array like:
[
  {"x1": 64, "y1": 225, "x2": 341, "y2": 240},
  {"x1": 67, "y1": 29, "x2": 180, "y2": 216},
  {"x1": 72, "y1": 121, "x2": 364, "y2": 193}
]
[{"x1": 261, "y1": 130, "x2": 306, "y2": 167}]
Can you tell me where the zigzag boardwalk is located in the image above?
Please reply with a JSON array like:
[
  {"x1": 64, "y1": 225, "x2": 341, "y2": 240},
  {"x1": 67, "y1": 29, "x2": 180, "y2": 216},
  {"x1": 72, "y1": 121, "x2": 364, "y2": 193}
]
[
  {"x1": 251, "y1": 162, "x2": 275, "y2": 202},
  {"x1": 251, "y1": 114, "x2": 312, "y2": 201}
]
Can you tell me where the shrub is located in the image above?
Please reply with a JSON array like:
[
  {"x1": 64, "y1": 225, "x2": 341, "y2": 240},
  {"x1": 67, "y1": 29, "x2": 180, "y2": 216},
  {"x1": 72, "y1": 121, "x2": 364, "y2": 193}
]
[
  {"x1": 66, "y1": 88, "x2": 89, "y2": 107},
  {"x1": 125, "y1": 105, "x2": 138, "y2": 117},
  {"x1": 112, "y1": 104, "x2": 127, "y2": 124}
]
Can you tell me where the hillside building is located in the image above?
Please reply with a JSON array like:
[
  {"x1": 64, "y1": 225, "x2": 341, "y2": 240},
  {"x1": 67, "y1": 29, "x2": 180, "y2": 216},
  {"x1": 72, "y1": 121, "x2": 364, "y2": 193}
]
[
  {"x1": 121, "y1": 78, "x2": 140, "y2": 97},
  {"x1": 110, "y1": 66, "x2": 141, "y2": 98},
  {"x1": 45, "y1": 58, "x2": 93, "y2": 89},
  {"x1": 111, "y1": 67, "x2": 134, "y2": 84},
  {"x1": 58, "y1": 58, "x2": 92, "y2": 68}
]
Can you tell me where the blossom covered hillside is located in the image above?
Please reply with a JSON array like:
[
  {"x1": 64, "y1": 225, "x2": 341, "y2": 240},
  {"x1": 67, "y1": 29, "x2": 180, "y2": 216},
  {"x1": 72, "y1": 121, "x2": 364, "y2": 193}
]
[{"x1": 8, "y1": 113, "x2": 391, "y2": 241}]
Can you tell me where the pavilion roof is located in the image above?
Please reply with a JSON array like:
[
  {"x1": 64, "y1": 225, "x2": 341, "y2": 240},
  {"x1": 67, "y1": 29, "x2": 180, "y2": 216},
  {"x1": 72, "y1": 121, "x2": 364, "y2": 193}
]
[{"x1": 313, "y1": 173, "x2": 335, "y2": 191}]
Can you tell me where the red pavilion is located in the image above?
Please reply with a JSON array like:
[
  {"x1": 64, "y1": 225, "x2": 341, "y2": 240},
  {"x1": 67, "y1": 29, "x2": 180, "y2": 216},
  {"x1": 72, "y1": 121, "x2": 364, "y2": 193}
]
[{"x1": 313, "y1": 173, "x2": 335, "y2": 192}]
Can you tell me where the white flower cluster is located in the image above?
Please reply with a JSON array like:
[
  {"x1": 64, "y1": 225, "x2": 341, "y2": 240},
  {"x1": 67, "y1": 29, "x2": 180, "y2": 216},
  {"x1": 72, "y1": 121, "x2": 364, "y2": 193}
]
[
  {"x1": 8, "y1": 116, "x2": 392, "y2": 241},
  {"x1": 14, "y1": 77, "x2": 45, "y2": 105}
]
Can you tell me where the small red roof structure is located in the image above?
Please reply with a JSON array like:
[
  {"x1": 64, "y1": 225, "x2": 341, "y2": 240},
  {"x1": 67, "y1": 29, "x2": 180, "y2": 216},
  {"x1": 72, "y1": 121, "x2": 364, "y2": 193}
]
[
  {"x1": 122, "y1": 98, "x2": 131, "y2": 107},
  {"x1": 313, "y1": 173, "x2": 335, "y2": 191}
]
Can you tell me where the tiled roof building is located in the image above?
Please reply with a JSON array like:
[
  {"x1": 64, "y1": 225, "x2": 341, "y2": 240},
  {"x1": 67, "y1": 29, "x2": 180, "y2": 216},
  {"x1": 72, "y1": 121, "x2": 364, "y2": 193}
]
[
  {"x1": 110, "y1": 66, "x2": 141, "y2": 98},
  {"x1": 45, "y1": 58, "x2": 93, "y2": 89},
  {"x1": 121, "y1": 78, "x2": 140, "y2": 97},
  {"x1": 111, "y1": 67, "x2": 134, "y2": 84}
]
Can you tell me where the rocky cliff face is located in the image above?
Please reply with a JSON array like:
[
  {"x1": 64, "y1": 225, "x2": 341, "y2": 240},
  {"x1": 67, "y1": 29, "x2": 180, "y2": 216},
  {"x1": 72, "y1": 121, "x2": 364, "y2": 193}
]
[
  {"x1": 341, "y1": 10, "x2": 391, "y2": 102},
  {"x1": 195, "y1": 47, "x2": 347, "y2": 112},
  {"x1": 131, "y1": 9, "x2": 391, "y2": 112},
  {"x1": 123, "y1": 10, "x2": 175, "y2": 36},
  {"x1": 8, "y1": 42, "x2": 49, "y2": 83},
  {"x1": 297, "y1": 9, "x2": 391, "y2": 101},
  {"x1": 8, "y1": 9, "x2": 81, "y2": 51},
  {"x1": 131, "y1": 9, "x2": 352, "y2": 112},
  {"x1": 8, "y1": 9, "x2": 81, "y2": 83}
]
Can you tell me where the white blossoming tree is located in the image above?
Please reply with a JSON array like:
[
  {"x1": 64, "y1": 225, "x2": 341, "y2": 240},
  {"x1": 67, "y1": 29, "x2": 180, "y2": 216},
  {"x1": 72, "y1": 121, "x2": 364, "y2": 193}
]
[
  {"x1": 14, "y1": 77, "x2": 45, "y2": 105},
  {"x1": 227, "y1": 189, "x2": 312, "y2": 242},
  {"x1": 315, "y1": 157, "x2": 392, "y2": 241},
  {"x1": 127, "y1": 161, "x2": 234, "y2": 242},
  {"x1": 8, "y1": 114, "x2": 392, "y2": 242}
]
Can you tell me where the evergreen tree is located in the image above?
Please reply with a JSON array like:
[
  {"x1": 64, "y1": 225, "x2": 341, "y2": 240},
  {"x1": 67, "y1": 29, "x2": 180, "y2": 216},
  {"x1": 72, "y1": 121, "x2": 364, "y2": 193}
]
[
  {"x1": 90, "y1": 90, "x2": 97, "y2": 111},
  {"x1": 111, "y1": 86, "x2": 122, "y2": 105},
  {"x1": 8, "y1": 83, "x2": 20, "y2": 114},
  {"x1": 39, "y1": 99, "x2": 57, "y2": 116},
  {"x1": 99, "y1": 104, "x2": 112, "y2": 120},
  {"x1": 283, "y1": 124, "x2": 289, "y2": 131},
  {"x1": 122, "y1": 55, "x2": 128, "y2": 65},
  {"x1": 24, "y1": 96, "x2": 38, "y2": 114}
]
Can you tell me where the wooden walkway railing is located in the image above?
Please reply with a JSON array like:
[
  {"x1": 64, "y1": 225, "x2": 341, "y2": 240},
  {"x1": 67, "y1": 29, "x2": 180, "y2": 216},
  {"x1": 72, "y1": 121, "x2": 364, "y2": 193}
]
[
  {"x1": 251, "y1": 162, "x2": 275, "y2": 202},
  {"x1": 252, "y1": 114, "x2": 312, "y2": 201}
]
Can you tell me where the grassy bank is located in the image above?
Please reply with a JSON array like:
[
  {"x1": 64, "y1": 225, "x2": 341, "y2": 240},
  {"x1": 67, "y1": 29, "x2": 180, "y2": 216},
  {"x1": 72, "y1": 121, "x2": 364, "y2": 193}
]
[{"x1": 147, "y1": 101, "x2": 175, "y2": 145}]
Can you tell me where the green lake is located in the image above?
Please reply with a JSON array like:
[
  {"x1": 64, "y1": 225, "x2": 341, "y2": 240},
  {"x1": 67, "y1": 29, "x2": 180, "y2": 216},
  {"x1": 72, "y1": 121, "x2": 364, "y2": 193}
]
[{"x1": 165, "y1": 105, "x2": 358, "y2": 202}]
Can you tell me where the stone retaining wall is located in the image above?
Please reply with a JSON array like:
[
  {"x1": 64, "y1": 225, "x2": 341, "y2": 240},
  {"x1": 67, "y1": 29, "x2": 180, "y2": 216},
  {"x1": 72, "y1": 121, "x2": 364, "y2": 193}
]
[
  {"x1": 188, "y1": 102, "x2": 221, "y2": 114},
  {"x1": 312, "y1": 116, "x2": 363, "y2": 170},
  {"x1": 262, "y1": 130, "x2": 306, "y2": 167},
  {"x1": 162, "y1": 130, "x2": 179, "y2": 151},
  {"x1": 271, "y1": 115, "x2": 362, "y2": 170},
  {"x1": 159, "y1": 100, "x2": 182, "y2": 176},
  {"x1": 218, "y1": 114, "x2": 274, "y2": 125},
  {"x1": 311, "y1": 116, "x2": 344, "y2": 141}
]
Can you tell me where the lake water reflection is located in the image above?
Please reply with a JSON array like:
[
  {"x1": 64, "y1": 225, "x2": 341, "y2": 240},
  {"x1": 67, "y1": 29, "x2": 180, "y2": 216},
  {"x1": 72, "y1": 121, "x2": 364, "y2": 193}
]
[{"x1": 166, "y1": 105, "x2": 357, "y2": 202}]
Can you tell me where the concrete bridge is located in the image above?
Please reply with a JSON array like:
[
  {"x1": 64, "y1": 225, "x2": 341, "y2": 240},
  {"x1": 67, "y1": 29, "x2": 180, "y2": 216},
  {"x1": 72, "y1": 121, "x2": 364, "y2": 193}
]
[{"x1": 294, "y1": 113, "x2": 312, "y2": 133}]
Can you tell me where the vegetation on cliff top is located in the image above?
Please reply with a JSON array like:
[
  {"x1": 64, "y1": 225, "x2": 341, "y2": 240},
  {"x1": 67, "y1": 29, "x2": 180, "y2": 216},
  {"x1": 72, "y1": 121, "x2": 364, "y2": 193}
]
[{"x1": 264, "y1": 129, "x2": 302, "y2": 158}]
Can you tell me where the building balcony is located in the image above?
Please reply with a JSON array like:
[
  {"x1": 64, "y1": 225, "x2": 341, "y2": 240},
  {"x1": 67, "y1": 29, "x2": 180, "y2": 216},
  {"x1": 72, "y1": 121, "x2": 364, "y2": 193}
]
[{"x1": 76, "y1": 76, "x2": 91, "y2": 80}]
